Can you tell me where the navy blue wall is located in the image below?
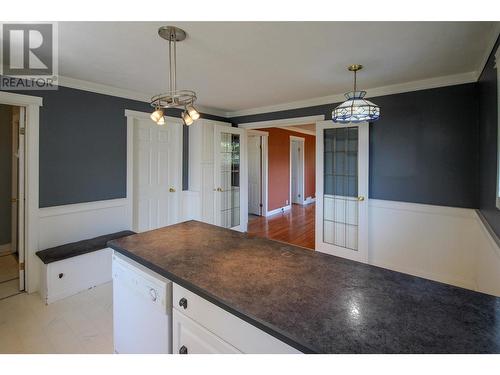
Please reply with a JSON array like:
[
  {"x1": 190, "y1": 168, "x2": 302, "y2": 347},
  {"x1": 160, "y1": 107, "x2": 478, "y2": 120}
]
[
  {"x1": 479, "y1": 35, "x2": 500, "y2": 237},
  {"x1": 3, "y1": 66, "x2": 488, "y2": 211},
  {"x1": 6, "y1": 84, "x2": 225, "y2": 207},
  {"x1": 231, "y1": 83, "x2": 479, "y2": 208}
]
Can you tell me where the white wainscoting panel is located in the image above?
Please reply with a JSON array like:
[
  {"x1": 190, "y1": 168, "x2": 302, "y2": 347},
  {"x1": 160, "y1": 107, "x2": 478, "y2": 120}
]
[
  {"x1": 38, "y1": 198, "x2": 131, "y2": 250},
  {"x1": 182, "y1": 191, "x2": 201, "y2": 221},
  {"x1": 474, "y1": 211, "x2": 500, "y2": 296},
  {"x1": 368, "y1": 199, "x2": 500, "y2": 297}
]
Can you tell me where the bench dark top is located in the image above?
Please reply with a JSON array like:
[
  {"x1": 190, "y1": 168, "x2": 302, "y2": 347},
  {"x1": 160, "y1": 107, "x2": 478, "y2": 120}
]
[
  {"x1": 107, "y1": 220, "x2": 500, "y2": 354},
  {"x1": 36, "y1": 230, "x2": 136, "y2": 264}
]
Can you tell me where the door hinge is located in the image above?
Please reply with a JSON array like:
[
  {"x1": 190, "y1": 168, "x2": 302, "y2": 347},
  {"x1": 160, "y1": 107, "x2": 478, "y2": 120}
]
[
  {"x1": 19, "y1": 262, "x2": 25, "y2": 271},
  {"x1": 19, "y1": 128, "x2": 25, "y2": 135}
]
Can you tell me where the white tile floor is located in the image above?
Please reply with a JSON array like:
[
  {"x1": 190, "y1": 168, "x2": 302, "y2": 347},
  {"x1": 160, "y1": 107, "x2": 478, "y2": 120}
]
[{"x1": 0, "y1": 282, "x2": 113, "y2": 354}]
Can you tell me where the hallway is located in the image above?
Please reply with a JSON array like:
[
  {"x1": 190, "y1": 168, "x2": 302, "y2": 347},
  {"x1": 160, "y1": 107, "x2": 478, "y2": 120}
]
[{"x1": 247, "y1": 203, "x2": 315, "y2": 250}]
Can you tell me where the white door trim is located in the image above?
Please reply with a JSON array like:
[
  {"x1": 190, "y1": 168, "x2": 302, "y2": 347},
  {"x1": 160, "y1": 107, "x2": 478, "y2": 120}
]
[
  {"x1": 0, "y1": 91, "x2": 42, "y2": 293},
  {"x1": 246, "y1": 130, "x2": 269, "y2": 216},
  {"x1": 315, "y1": 120, "x2": 369, "y2": 263},
  {"x1": 125, "y1": 109, "x2": 183, "y2": 232},
  {"x1": 236, "y1": 115, "x2": 324, "y2": 129},
  {"x1": 289, "y1": 136, "x2": 305, "y2": 206}
]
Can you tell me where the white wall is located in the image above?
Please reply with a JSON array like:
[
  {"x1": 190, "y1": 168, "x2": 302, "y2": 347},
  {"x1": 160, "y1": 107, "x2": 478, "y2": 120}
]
[
  {"x1": 38, "y1": 198, "x2": 130, "y2": 250},
  {"x1": 368, "y1": 199, "x2": 500, "y2": 297}
]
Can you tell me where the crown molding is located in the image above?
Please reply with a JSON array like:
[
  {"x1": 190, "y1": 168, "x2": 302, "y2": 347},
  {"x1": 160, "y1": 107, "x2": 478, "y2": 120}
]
[
  {"x1": 56, "y1": 75, "x2": 227, "y2": 118},
  {"x1": 226, "y1": 71, "x2": 478, "y2": 118},
  {"x1": 476, "y1": 23, "x2": 500, "y2": 80}
]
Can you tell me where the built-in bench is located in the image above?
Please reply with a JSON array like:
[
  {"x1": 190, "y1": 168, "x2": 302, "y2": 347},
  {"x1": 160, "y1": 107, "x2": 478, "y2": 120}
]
[{"x1": 36, "y1": 230, "x2": 135, "y2": 304}]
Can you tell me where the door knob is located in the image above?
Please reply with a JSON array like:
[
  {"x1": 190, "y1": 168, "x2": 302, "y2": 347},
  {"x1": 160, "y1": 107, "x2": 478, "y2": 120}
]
[
  {"x1": 179, "y1": 297, "x2": 188, "y2": 309},
  {"x1": 169, "y1": 187, "x2": 176, "y2": 192},
  {"x1": 357, "y1": 196, "x2": 365, "y2": 202},
  {"x1": 149, "y1": 288, "x2": 157, "y2": 302}
]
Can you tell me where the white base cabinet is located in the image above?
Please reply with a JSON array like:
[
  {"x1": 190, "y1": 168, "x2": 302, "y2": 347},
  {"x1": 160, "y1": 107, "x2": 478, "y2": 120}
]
[
  {"x1": 173, "y1": 309, "x2": 241, "y2": 354},
  {"x1": 172, "y1": 283, "x2": 301, "y2": 354}
]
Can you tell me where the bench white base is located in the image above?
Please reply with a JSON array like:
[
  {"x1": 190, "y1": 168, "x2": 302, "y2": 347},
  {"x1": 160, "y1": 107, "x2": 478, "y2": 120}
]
[{"x1": 39, "y1": 248, "x2": 112, "y2": 304}]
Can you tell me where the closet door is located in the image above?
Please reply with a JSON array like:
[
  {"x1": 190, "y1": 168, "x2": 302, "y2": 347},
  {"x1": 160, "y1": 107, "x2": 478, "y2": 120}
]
[
  {"x1": 133, "y1": 117, "x2": 183, "y2": 232},
  {"x1": 213, "y1": 125, "x2": 247, "y2": 232}
]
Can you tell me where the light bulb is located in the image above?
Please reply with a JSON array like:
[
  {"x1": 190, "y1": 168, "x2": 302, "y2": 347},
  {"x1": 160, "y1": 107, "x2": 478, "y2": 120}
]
[
  {"x1": 157, "y1": 116, "x2": 166, "y2": 125},
  {"x1": 182, "y1": 111, "x2": 194, "y2": 126},
  {"x1": 186, "y1": 105, "x2": 200, "y2": 121},
  {"x1": 150, "y1": 108, "x2": 164, "y2": 123}
]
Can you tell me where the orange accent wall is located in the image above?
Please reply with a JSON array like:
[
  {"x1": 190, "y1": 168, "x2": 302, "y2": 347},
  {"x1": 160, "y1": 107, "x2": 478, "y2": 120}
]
[{"x1": 262, "y1": 128, "x2": 316, "y2": 211}]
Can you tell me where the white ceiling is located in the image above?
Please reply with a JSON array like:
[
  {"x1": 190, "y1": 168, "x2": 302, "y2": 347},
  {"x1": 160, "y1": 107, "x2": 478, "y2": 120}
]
[{"x1": 57, "y1": 22, "x2": 498, "y2": 114}]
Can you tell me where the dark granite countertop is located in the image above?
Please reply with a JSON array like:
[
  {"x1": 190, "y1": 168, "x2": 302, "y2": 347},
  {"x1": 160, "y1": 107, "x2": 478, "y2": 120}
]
[{"x1": 108, "y1": 220, "x2": 500, "y2": 354}]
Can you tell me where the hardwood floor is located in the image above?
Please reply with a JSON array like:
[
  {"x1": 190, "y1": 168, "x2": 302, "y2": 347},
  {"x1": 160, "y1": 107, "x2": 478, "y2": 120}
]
[{"x1": 247, "y1": 203, "x2": 315, "y2": 250}]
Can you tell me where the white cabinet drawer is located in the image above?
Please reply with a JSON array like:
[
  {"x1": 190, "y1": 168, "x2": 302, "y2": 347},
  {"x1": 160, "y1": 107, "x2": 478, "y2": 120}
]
[
  {"x1": 173, "y1": 309, "x2": 241, "y2": 354},
  {"x1": 173, "y1": 283, "x2": 301, "y2": 353}
]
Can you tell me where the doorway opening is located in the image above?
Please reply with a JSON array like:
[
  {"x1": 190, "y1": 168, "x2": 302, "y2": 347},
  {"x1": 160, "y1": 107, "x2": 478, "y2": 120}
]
[
  {"x1": 290, "y1": 136, "x2": 305, "y2": 205},
  {"x1": 0, "y1": 104, "x2": 25, "y2": 299},
  {"x1": 248, "y1": 134, "x2": 263, "y2": 218},
  {"x1": 242, "y1": 119, "x2": 319, "y2": 250}
]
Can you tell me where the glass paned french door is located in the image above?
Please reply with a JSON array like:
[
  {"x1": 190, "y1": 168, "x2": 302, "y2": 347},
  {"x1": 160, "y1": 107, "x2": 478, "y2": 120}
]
[
  {"x1": 323, "y1": 127, "x2": 359, "y2": 250},
  {"x1": 214, "y1": 125, "x2": 247, "y2": 231},
  {"x1": 316, "y1": 121, "x2": 369, "y2": 262},
  {"x1": 219, "y1": 132, "x2": 241, "y2": 228}
]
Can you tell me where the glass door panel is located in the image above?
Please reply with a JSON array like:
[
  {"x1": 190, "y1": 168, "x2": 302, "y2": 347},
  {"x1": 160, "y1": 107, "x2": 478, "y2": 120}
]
[
  {"x1": 219, "y1": 132, "x2": 241, "y2": 228},
  {"x1": 213, "y1": 125, "x2": 246, "y2": 231},
  {"x1": 323, "y1": 127, "x2": 359, "y2": 250}
]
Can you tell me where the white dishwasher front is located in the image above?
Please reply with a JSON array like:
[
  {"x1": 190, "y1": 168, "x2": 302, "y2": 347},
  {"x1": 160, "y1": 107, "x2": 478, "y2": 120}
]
[{"x1": 112, "y1": 253, "x2": 172, "y2": 354}]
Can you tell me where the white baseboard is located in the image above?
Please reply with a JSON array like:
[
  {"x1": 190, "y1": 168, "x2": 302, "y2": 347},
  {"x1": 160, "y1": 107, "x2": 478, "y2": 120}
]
[
  {"x1": 303, "y1": 197, "x2": 316, "y2": 205},
  {"x1": 266, "y1": 205, "x2": 291, "y2": 217}
]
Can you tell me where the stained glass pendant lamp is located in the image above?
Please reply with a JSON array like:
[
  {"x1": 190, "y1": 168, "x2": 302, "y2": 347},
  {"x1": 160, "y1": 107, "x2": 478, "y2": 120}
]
[{"x1": 332, "y1": 64, "x2": 380, "y2": 123}]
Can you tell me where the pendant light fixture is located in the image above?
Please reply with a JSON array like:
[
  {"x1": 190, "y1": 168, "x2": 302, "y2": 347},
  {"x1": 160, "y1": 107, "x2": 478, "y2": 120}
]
[
  {"x1": 332, "y1": 64, "x2": 380, "y2": 123},
  {"x1": 150, "y1": 26, "x2": 200, "y2": 126}
]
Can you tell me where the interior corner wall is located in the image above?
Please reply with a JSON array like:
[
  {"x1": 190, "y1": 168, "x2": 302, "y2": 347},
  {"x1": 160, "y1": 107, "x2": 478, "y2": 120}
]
[
  {"x1": 479, "y1": 34, "x2": 500, "y2": 238},
  {"x1": 261, "y1": 127, "x2": 315, "y2": 211},
  {"x1": 0, "y1": 104, "x2": 13, "y2": 245}
]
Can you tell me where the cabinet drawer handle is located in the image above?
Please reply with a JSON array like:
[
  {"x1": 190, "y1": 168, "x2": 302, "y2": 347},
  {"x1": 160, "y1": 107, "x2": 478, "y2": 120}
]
[
  {"x1": 179, "y1": 345, "x2": 188, "y2": 354},
  {"x1": 179, "y1": 297, "x2": 188, "y2": 309}
]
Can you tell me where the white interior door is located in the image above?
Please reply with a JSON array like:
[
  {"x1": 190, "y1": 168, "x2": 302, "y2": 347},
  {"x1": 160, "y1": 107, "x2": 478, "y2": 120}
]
[
  {"x1": 17, "y1": 107, "x2": 25, "y2": 290},
  {"x1": 247, "y1": 135, "x2": 262, "y2": 215},
  {"x1": 133, "y1": 117, "x2": 182, "y2": 232},
  {"x1": 315, "y1": 120, "x2": 369, "y2": 263},
  {"x1": 290, "y1": 138, "x2": 304, "y2": 205},
  {"x1": 214, "y1": 125, "x2": 247, "y2": 231}
]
